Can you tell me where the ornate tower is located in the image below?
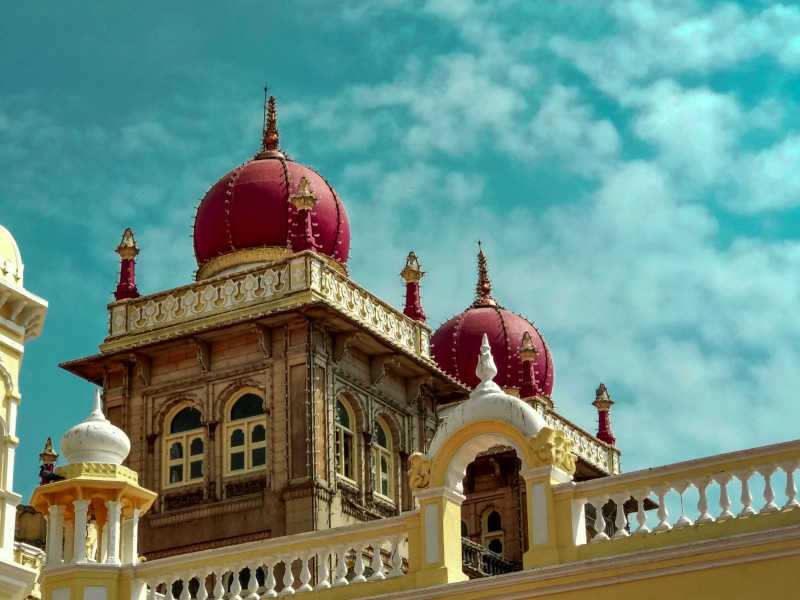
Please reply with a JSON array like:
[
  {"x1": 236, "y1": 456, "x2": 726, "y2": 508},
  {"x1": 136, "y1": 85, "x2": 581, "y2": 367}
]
[{"x1": 60, "y1": 97, "x2": 464, "y2": 559}]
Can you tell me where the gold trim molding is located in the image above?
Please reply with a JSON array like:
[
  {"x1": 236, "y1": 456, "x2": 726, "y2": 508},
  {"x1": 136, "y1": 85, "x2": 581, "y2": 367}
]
[{"x1": 197, "y1": 248, "x2": 347, "y2": 280}]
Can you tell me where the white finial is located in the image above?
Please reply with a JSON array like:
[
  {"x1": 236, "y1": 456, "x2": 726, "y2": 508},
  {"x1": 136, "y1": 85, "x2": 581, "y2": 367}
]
[
  {"x1": 91, "y1": 389, "x2": 103, "y2": 418},
  {"x1": 471, "y1": 333, "x2": 502, "y2": 397}
]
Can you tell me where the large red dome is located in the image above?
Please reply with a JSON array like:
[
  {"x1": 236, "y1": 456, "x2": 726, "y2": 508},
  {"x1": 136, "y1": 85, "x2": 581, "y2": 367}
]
[
  {"x1": 193, "y1": 96, "x2": 350, "y2": 279},
  {"x1": 431, "y1": 250, "x2": 554, "y2": 396}
]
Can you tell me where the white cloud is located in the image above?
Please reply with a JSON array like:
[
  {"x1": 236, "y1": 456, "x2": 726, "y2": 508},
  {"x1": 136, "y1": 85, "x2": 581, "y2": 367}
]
[{"x1": 727, "y1": 133, "x2": 800, "y2": 213}]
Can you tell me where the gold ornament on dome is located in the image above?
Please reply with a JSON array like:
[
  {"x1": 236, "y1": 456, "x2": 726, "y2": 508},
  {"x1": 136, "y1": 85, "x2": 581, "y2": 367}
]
[
  {"x1": 289, "y1": 177, "x2": 318, "y2": 212},
  {"x1": 518, "y1": 330, "x2": 540, "y2": 362},
  {"x1": 408, "y1": 452, "x2": 432, "y2": 491},
  {"x1": 530, "y1": 427, "x2": 577, "y2": 475}
]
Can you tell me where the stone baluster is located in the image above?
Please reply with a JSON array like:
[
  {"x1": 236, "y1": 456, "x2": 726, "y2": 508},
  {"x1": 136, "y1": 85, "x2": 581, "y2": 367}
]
[
  {"x1": 262, "y1": 563, "x2": 277, "y2": 598},
  {"x1": 757, "y1": 464, "x2": 779, "y2": 513},
  {"x1": 352, "y1": 546, "x2": 367, "y2": 582},
  {"x1": 369, "y1": 541, "x2": 386, "y2": 580},
  {"x1": 179, "y1": 576, "x2": 191, "y2": 600},
  {"x1": 737, "y1": 468, "x2": 756, "y2": 517},
  {"x1": 333, "y1": 548, "x2": 349, "y2": 586},
  {"x1": 589, "y1": 497, "x2": 609, "y2": 541},
  {"x1": 244, "y1": 562, "x2": 260, "y2": 600},
  {"x1": 315, "y1": 550, "x2": 331, "y2": 590},
  {"x1": 280, "y1": 557, "x2": 295, "y2": 595},
  {"x1": 692, "y1": 476, "x2": 714, "y2": 524},
  {"x1": 229, "y1": 567, "x2": 243, "y2": 600},
  {"x1": 782, "y1": 460, "x2": 799, "y2": 509},
  {"x1": 634, "y1": 488, "x2": 650, "y2": 533},
  {"x1": 195, "y1": 572, "x2": 209, "y2": 600},
  {"x1": 714, "y1": 473, "x2": 734, "y2": 520},
  {"x1": 212, "y1": 572, "x2": 225, "y2": 600},
  {"x1": 652, "y1": 484, "x2": 671, "y2": 532},
  {"x1": 298, "y1": 554, "x2": 313, "y2": 592},
  {"x1": 389, "y1": 537, "x2": 404, "y2": 577},
  {"x1": 612, "y1": 494, "x2": 629, "y2": 538},
  {"x1": 672, "y1": 481, "x2": 693, "y2": 527}
]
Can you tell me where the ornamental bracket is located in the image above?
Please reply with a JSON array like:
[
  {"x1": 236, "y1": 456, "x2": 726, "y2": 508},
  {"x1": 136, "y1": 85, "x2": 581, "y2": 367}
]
[
  {"x1": 252, "y1": 323, "x2": 272, "y2": 358},
  {"x1": 129, "y1": 352, "x2": 151, "y2": 387},
  {"x1": 333, "y1": 331, "x2": 361, "y2": 363},
  {"x1": 190, "y1": 337, "x2": 210, "y2": 373},
  {"x1": 371, "y1": 354, "x2": 400, "y2": 386},
  {"x1": 406, "y1": 375, "x2": 434, "y2": 405}
]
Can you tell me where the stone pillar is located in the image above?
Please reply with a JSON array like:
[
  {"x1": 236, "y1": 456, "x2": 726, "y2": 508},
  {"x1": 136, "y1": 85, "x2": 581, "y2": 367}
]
[
  {"x1": 46, "y1": 505, "x2": 65, "y2": 568},
  {"x1": 121, "y1": 508, "x2": 141, "y2": 565},
  {"x1": 72, "y1": 499, "x2": 90, "y2": 564},
  {"x1": 62, "y1": 521, "x2": 74, "y2": 564},
  {"x1": 412, "y1": 486, "x2": 468, "y2": 586},
  {"x1": 105, "y1": 500, "x2": 123, "y2": 565},
  {"x1": 520, "y1": 465, "x2": 572, "y2": 569}
]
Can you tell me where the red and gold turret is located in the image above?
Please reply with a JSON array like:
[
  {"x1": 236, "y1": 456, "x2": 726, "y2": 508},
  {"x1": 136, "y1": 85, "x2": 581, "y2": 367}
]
[
  {"x1": 401, "y1": 252, "x2": 426, "y2": 323},
  {"x1": 113, "y1": 228, "x2": 139, "y2": 300},
  {"x1": 593, "y1": 383, "x2": 616, "y2": 446}
]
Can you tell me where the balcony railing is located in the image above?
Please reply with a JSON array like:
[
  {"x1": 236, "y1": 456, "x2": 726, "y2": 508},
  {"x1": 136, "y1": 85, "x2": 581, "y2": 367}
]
[
  {"x1": 461, "y1": 538, "x2": 519, "y2": 578},
  {"x1": 132, "y1": 514, "x2": 409, "y2": 599}
]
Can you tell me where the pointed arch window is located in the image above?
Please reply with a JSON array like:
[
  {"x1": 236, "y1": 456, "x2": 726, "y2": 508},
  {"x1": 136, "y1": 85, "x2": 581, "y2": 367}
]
[
  {"x1": 482, "y1": 509, "x2": 504, "y2": 555},
  {"x1": 165, "y1": 407, "x2": 204, "y2": 486},
  {"x1": 335, "y1": 398, "x2": 355, "y2": 481},
  {"x1": 372, "y1": 418, "x2": 392, "y2": 498},
  {"x1": 226, "y1": 393, "x2": 266, "y2": 474}
]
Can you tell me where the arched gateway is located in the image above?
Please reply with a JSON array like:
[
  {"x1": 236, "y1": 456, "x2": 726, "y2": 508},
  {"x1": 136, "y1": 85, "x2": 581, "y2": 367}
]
[{"x1": 407, "y1": 334, "x2": 577, "y2": 582}]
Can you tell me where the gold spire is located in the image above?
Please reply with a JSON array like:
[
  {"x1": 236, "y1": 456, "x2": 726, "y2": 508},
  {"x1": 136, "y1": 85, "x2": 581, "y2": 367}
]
[
  {"x1": 473, "y1": 241, "x2": 496, "y2": 307},
  {"x1": 289, "y1": 177, "x2": 318, "y2": 211},
  {"x1": 593, "y1": 383, "x2": 614, "y2": 411},
  {"x1": 255, "y1": 88, "x2": 285, "y2": 160}
]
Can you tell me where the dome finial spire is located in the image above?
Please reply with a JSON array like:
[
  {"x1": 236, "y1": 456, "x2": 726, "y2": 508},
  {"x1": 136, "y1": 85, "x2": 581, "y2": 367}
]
[
  {"x1": 256, "y1": 85, "x2": 284, "y2": 159},
  {"x1": 473, "y1": 241, "x2": 496, "y2": 307}
]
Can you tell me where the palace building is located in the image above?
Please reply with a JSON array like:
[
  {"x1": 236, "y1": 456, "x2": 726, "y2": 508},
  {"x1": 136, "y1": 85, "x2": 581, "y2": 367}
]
[{"x1": 2, "y1": 95, "x2": 799, "y2": 600}]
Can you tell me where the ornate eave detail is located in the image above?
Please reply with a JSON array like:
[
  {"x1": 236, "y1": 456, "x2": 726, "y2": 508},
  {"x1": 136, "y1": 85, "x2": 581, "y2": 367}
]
[{"x1": 99, "y1": 252, "x2": 434, "y2": 365}]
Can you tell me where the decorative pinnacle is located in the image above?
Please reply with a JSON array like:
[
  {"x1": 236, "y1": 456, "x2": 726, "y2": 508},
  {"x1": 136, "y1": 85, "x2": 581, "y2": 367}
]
[
  {"x1": 593, "y1": 383, "x2": 614, "y2": 411},
  {"x1": 115, "y1": 228, "x2": 139, "y2": 260},
  {"x1": 289, "y1": 177, "x2": 318, "y2": 211},
  {"x1": 89, "y1": 389, "x2": 105, "y2": 421},
  {"x1": 401, "y1": 251, "x2": 425, "y2": 284},
  {"x1": 471, "y1": 333, "x2": 502, "y2": 397},
  {"x1": 39, "y1": 437, "x2": 58, "y2": 464},
  {"x1": 473, "y1": 242, "x2": 496, "y2": 307},
  {"x1": 518, "y1": 331, "x2": 539, "y2": 362},
  {"x1": 262, "y1": 93, "x2": 279, "y2": 151}
]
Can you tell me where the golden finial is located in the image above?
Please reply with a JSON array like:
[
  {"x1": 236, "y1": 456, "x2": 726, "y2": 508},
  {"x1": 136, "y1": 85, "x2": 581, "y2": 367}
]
[
  {"x1": 289, "y1": 177, "x2": 318, "y2": 211},
  {"x1": 262, "y1": 89, "x2": 279, "y2": 152},
  {"x1": 115, "y1": 228, "x2": 139, "y2": 261},
  {"x1": 518, "y1": 331, "x2": 539, "y2": 362},
  {"x1": 39, "y1": 437, "x2": 58, "y2": 464},
  {"x1": 401, "y1": 252, "x2": 425, "y2": 284},
  {"x1": 593, "y1": 383, "x2": 614, "y2": 411},
  {"x1": 473, "y1": 241, "x2": 496, "y2": 307}
]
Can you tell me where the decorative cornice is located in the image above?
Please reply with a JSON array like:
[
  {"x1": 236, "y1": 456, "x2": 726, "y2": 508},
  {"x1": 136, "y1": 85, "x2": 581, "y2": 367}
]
[{"x1": 54, "y1": 462, "x2": 139, "y2": 484}]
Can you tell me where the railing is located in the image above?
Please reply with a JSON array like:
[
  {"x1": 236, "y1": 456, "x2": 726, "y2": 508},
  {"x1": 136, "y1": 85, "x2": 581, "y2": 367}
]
[
  {"x1": 555, "y1": 439, "x2": 800, "y2": 550},
  {"x1": 133, "y1": 515, "x2": 409, "y2": 599},
  {"x1": 461, "y1": 538, "x2": 519, "y2": 577}
]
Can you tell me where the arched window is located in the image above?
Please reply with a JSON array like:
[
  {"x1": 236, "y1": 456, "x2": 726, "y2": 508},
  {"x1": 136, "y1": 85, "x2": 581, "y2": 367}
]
[
  {"x1": 165, "y1": 407, "x2": 204, "y2": 486},
  {"x1": 334, "y1": 399, "x2": 355, "y2": 480},
  {"x1": 461, "y1": 520, "x2": 469, "y2": 538},
  {"x1": 226, "y1": 393, "x2": 266, "y2": 474},
  {"x1": 372, "y1": 418, "x2": 392, "y2": 498},
  {"x1": 482, "y1": 509, "x2": 504, "y2": 555}
]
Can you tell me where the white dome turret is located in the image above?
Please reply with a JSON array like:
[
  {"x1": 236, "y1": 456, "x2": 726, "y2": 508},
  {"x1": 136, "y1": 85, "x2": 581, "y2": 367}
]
[{"x1": 61, "y1": 390, "x2": 131, "y2": 465}]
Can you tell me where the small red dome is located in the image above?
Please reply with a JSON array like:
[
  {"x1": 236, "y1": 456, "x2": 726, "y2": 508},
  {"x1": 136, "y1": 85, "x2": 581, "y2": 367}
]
[
  {"x1": 193, "y1": 96, "x2": 350, "y2": 277},
  {"x1": 431, "y1": 249, "x2": 554, "y2": 395}
]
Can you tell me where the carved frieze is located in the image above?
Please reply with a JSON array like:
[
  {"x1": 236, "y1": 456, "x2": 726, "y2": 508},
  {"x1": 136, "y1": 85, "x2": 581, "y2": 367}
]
[{"x1": 529, "y1": 427, "x2": 577, "y2": 475}]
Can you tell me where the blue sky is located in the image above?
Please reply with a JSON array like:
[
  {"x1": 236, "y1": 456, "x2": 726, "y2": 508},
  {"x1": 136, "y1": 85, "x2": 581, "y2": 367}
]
[{"x1": 4, "y1": 0, "x2": 800, "y2": 501}]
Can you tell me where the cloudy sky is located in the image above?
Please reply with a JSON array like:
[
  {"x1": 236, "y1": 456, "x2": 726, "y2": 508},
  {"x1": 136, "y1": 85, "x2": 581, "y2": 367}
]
[{"x1": 4, "y1": 0, "x2": 800, "y2": 501}]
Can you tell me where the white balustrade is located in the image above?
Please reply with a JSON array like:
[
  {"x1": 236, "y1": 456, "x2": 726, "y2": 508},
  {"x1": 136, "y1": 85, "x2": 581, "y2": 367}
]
[
  {"x1": 563, "y1": 441, "x2": 800, "y2": 548},
  {"x1": 136, "y1": 532, "x2": 408, "y2": 599}
]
